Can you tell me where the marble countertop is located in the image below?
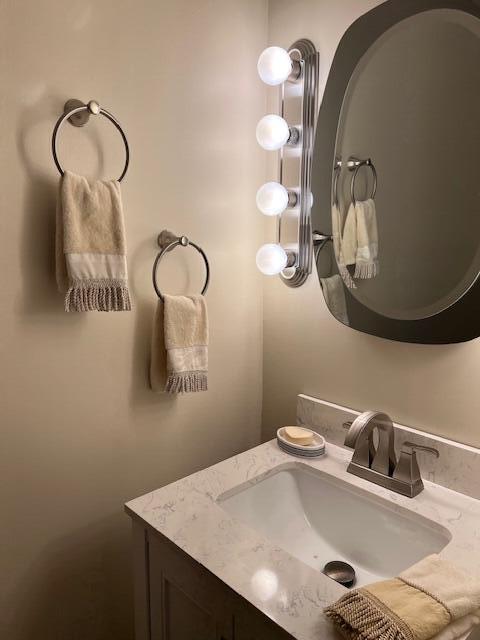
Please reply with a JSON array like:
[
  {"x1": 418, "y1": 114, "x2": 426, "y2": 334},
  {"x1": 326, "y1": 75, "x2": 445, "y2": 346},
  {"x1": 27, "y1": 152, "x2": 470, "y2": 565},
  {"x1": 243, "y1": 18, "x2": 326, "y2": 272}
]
[{"x1": 125, "y1": 440, "x2": 480, "y2": 640}]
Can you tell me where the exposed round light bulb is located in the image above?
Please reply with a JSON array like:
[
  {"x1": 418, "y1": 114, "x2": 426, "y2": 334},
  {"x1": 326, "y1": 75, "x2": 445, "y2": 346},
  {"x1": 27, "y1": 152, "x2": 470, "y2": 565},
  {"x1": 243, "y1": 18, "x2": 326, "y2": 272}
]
[
  {"x1": 256, "y1": 115, "x2": 290, "y2": 151},
  {"x1": 256, "y1": 243, "x2": 288, "y2": 275},
  {"x1": 257, "y1": 46, "x2": 293, "y2": 86},
  {"x1": 256, "y1": 182, "x2": 289, "y2": 216}
]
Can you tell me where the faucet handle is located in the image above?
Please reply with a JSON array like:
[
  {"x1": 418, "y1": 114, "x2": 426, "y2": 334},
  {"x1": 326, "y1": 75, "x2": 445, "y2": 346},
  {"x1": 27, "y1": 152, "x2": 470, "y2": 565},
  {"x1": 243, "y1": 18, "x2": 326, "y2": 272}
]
[
  {"x1": 393, "y1": 441, "x2": 439, "y2": 490},
  {"x1": 401, "y1": 441, "x2": 440, "y2": 458}
]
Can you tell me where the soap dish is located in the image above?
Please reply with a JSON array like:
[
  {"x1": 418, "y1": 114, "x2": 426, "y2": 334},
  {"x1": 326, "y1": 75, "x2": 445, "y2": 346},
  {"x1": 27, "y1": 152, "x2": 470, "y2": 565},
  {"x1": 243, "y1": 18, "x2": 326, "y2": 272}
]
[{"x1": 276, "y1": 427, "x2": 326, "y2": 458}]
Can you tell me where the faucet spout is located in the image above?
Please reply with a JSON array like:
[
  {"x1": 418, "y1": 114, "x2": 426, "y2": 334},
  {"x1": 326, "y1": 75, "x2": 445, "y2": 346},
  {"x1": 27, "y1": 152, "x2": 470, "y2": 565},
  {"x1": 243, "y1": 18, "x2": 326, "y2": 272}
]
[
  {"x1": 343, "y1": 410, "x2": 436, "y2": 498},
  {"x1": 344, "y1": 411, "x2": 397, "y2": 476}
]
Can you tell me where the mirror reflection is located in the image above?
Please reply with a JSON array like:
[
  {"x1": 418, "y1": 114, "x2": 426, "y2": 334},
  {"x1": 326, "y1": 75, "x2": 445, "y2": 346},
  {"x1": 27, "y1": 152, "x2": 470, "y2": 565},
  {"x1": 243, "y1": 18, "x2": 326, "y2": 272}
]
[{"x1": 318, "y1": 9, "x2": 480, "y2": 324}]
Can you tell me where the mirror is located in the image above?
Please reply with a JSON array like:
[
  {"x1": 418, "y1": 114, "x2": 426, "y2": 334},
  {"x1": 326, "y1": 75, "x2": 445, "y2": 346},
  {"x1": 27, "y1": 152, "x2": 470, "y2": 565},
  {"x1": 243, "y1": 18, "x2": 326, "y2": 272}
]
[{"x1": 312, "y1": 0, "x2": 480, "y2": 344}]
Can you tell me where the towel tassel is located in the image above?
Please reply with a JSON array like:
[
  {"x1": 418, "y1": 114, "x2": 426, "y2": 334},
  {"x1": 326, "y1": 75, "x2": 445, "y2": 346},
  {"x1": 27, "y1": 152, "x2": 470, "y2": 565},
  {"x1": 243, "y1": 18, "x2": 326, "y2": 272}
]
[
  {"x1": 354, "y1": 262, "x2": 379, "y2": 279},
  {"x1": 65, "y1": 280, "x2": 132, "y2": 312},
  {"x1": 325, "y1": 590, "x2": 410, "y2": 640},
  {"x1": 165, "y1": 372, "x2": 208, "y2": 394}
]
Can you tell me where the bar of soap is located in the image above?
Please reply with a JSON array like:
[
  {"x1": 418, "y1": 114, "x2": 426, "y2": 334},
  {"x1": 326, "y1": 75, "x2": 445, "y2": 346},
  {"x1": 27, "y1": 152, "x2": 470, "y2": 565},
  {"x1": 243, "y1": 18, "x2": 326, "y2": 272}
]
[{"x1": 284, "y1": 426, "x2": 315, "y2": 445}]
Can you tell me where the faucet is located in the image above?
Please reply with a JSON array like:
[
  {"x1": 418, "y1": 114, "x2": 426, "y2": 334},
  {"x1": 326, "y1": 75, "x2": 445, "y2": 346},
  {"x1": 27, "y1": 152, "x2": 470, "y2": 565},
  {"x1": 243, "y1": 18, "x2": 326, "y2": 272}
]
[{"x1": 343, "y1": 412, "x2": 439, "y2": 498}]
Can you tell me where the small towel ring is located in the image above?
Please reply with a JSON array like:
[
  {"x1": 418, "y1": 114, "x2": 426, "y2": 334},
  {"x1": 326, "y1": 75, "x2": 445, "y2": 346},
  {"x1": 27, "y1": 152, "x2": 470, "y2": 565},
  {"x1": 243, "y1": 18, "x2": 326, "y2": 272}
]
[
  {"x1": 348, "y1": 157, "x2": 377, "y2": 205},
  {"x1": 52, "y1": 99, "x2": 130, "y2": 182},
  {"x1": 152, "y1": 231, "x2": 210, "y2": 302},
  {"x1": 332, "y1": 158, "x2": 342, "y2": 206}
]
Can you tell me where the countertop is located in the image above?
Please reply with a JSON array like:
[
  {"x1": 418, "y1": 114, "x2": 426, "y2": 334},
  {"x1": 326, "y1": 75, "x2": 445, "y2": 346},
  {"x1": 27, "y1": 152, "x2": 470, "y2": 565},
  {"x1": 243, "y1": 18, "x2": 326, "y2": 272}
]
[{"x1": 125, "y1": 440, "x2": 480, "y2": 640}]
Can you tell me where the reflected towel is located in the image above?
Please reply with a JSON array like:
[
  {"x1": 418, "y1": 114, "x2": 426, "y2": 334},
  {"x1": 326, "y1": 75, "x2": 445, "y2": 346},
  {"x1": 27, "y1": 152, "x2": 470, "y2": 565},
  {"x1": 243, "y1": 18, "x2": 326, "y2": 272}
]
[
  {"x1": 150, "y1": 295, "x2": 208, "y2": 394},
  {"x1": 325, "y1": 554, "x2": 480, "y2": 640},
  {"x1": 342, "y1": 198, "x2": 379, "y2": 280},
  {"x1": 332, "y1": 202, "x2": 356, "y2": 289},
  {"x1": 320, "y1": 275, "x2": 349, "y2": 325},
  {"x1": 55, "y1": 171, "x2": 131, "y2": 312}
]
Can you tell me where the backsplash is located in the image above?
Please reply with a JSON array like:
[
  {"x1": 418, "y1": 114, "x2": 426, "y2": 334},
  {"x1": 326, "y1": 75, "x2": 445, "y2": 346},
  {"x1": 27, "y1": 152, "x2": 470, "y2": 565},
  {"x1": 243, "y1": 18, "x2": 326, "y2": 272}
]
[{"x1": 297, "y1": 394, "x2": 480, "y2": 500}]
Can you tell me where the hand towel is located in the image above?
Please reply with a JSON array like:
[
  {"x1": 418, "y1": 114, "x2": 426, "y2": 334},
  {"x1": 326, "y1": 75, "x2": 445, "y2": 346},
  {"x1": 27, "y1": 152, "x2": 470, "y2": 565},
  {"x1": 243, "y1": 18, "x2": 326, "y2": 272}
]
[
  {"x1": 342, "y1": 198, "x2": 379, "y2": 280},
  {"x1": 320, "y1": 274, "x2": 349, "y2": 325},
  {"x1": 56, "y1": 171, "x2": 131, "y2": 312},
  {"x1": 150, "y1": 300, "x2": 167, "y2": 392},
  {"x1": 332, "y1": 202, "x2": 356, "y2": 289},
  {"x1": 150, "y1": 295, "x2": 208, "y2": 393},
  {"x1": 325, "y1": 554, "x2": 480, "y2": 640}
]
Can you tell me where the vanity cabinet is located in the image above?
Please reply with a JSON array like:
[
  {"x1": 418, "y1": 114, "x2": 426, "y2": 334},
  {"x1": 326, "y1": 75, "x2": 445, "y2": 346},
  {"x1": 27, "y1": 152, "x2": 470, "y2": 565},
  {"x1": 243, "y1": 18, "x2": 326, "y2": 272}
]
[{"x1": 132, "y1": 520, "x2": 293, "y2": 640}]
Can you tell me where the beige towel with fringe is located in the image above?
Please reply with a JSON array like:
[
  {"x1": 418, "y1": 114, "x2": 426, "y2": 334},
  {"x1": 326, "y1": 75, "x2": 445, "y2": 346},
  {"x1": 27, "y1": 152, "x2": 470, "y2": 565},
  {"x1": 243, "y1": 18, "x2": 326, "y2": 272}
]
[
  {"x1": 56, "y1": 171, "x2": 131, "y2": 312},
  {"x1": 342, "y1": 198, "x2": 379, "y2": 280},
  {"x1": 325, "y1": 555, "x2": 480, "y2": 640},
  {"x1": 332, "y1": 203, "x2": 356, "y2": 289},
  {"x1": 150, "y1": 295, "x2": 208, "y2": 393}
]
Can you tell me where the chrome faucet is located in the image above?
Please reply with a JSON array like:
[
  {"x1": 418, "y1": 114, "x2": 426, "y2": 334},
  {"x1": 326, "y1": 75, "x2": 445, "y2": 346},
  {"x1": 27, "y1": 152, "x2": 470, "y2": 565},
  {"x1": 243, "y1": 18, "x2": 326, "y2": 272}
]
[{"x1": 343, "y1": 412, "x2": 439, "y2": 498}]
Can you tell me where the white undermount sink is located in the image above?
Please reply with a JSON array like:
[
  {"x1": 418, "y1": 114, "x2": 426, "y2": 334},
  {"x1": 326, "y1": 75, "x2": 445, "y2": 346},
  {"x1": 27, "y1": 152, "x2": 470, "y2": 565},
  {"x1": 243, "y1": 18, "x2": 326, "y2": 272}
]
[{"x1": 218, "y1": 464, "x2": 451, "y2": 586}]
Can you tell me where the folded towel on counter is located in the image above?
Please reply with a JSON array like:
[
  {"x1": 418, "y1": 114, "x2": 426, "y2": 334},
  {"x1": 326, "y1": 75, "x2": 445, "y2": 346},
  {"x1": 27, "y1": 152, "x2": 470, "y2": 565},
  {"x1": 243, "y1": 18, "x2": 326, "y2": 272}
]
[
  {"x1": 55, "y1": 171, "x2": 131, "y2": 312},
  {"x1": 320, "y1": 274, "x2": 349, "y2": 326},
  {"x1": 150, "y1": 295, "x2": 208, "y2": 393},
  {"x1": 325, "y1": 554, "x2": 480, "y2": 640},
  {"x1": 342, "y1": 198, "x2": 379, "y2": 281},
  {"x1": 332, "y1": 202, "x2": 356, "y2": 289}
]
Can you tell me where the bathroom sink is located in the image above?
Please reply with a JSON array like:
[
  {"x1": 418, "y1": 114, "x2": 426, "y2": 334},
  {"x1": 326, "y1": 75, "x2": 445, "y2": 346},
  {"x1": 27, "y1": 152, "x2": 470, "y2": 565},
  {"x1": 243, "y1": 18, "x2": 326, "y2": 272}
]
[{"x1": 218, "y1": 464, "x2": 451, "y2": 586}]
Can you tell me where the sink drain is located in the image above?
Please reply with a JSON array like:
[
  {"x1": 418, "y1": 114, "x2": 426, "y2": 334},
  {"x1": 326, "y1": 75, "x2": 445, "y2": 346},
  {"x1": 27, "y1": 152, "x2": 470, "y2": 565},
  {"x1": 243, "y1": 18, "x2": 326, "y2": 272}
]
[{"x1": 323, "y1": 561, "x2": 356, "y2": 588}]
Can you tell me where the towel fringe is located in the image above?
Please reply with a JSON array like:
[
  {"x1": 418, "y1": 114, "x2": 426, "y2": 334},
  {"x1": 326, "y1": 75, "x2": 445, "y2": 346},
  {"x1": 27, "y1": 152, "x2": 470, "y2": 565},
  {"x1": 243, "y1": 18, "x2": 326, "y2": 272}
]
[
  {"x1": 65, "y1": 280, "x2": 132, "y2": 312},
  {"x1": 339, "y1": 265, "x2": 357, "y2": 289},
  {"x1": 165, "y1": 372, "x2": 208, "y2": 394},
  {"x1": 354, "y1": 261, "x2": 379, "y2": 279},
  {"x1": 325, "y1": 590, "x2": 409, "y2": 640}
]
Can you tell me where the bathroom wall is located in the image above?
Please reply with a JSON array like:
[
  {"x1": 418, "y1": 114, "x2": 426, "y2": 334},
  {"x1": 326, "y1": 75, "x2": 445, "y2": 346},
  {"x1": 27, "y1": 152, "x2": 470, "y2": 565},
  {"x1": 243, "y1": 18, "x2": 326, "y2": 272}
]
[
  {"x1": 263, "y1": 0, "x2": 480, "y2": 448},
  {"x1": 0, "y1": 1, "x2": 266, "y2": 638}
]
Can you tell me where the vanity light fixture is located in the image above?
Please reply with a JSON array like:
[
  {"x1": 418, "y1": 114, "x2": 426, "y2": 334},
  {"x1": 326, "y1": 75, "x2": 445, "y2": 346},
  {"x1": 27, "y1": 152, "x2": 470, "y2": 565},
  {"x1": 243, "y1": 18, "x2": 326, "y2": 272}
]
[
  {"x1": 255, "y1": 243, "x2": 296, "y2": 276},
  {"x1": 255, "y1": 114, "x2": 299, "y2": 151},
  {"x1": 257, "y1": 46, "x2": 302, "y2": 86},
  {"x1": 256, "y1": 182, "x2": 297, "y2": 216},
  {"x1": 255, "y1": 40, "x2": 321, "y2": 287}
]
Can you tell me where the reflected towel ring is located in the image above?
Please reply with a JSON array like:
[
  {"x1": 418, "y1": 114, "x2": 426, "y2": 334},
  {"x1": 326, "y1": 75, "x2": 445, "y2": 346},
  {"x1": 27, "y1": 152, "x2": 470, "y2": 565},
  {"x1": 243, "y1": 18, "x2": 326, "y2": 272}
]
[
  {"x1": 152, "y1": 231, "x2": 210, "y2": 302},
  {"x1": 52, "y1": 99, "x2": 130, "y2": 182},
  {"x1": 333, "y1": 159, "x2": 342, "y2": 206},
  {"x1": 348, "y1": 157, "x2": 377, "y2": 205}
]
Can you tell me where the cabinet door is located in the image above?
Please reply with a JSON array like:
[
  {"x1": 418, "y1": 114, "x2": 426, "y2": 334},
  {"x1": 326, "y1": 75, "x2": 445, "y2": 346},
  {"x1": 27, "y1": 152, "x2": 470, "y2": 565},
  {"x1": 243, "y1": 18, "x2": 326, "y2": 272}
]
[
  {"x1": 159, "y1": 575, "x2": 218, "y2": 640},
  {"x1": 148, "y1": 531, "x2": 232, "y2": 640},
  {"x1": 234, "y1": 605, "x2": 294, "y2": 640}
]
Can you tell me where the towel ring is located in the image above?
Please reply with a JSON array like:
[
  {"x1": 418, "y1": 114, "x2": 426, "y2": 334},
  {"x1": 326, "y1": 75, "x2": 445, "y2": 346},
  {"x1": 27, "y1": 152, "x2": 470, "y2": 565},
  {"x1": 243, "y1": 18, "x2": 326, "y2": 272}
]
[
  {"x1": 52, "y1": 99, "x2": 130, "y2": 182},
  {"x1": 348, "y1": 157, "x2": 377, "y2": 205},
  {"x1": 152, "y1": 231, "x2": 210, "y2": 302},
  {"x1": 332, "y1": 158, "x2": 342, "y2": 206}
]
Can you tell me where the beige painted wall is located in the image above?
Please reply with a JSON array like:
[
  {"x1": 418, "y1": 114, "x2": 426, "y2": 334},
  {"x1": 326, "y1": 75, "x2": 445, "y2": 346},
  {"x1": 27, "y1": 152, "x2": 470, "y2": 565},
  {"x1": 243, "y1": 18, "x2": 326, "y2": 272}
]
[
  {"x1": 263, "y1": 0, "x2": 480, "y2": 448},
  {"x1": 0, "y1": 1, "x2": 266, "y2": 638}
]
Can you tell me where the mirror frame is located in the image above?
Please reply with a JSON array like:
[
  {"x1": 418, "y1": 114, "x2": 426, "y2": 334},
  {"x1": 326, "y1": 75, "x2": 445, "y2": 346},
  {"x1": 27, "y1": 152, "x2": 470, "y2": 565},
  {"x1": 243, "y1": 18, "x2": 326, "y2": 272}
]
[{"x1": 312, "y1": 0, "x2": 480, "y2": 344}]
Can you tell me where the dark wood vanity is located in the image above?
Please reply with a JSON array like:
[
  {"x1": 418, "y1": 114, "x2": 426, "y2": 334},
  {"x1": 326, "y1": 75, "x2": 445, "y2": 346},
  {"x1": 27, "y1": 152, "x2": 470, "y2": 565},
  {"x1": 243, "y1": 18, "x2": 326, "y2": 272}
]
[{"x1": 132, "y1": 520, "x2": 294, "y2": 640}]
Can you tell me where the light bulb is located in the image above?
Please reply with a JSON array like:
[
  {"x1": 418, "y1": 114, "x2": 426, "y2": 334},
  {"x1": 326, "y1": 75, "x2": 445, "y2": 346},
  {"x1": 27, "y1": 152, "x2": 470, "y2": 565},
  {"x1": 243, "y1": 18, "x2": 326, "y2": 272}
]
[
  {"x1": 256, "y1": 243, "x2": 288, "y2": 275},
  {"x1": 256, "y1": 182, "x2": 290, "y2": 216},
  {"x1": 256, "y1": 115, "x2": 290, "y2": 151},
  {"x1": 257, "y1": 46, "x2": 293, "y2": 86}
]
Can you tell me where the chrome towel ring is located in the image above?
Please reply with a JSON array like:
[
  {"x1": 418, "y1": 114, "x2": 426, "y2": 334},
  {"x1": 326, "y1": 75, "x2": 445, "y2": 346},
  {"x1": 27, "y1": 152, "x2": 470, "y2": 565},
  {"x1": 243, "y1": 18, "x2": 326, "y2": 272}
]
[
  {"x1": 348, "y1": 157, "x2": 377, "y2": 205},
  {"x1": 332, "y1": 158, "x2": 342, "y2": 206},
  {"x1": 152, "y1": 230, "x2": 210, "y2": 302},
  {"x1": 51, "y1": 99, "x2": 130, "y2": 182}
]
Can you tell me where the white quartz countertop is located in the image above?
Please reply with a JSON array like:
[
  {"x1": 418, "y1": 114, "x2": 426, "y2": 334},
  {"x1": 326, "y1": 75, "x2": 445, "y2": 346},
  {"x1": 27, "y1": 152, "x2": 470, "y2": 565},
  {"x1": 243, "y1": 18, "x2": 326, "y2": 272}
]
[{"x1": 125, "y1": 440, "x2": 480, "y2": 640}]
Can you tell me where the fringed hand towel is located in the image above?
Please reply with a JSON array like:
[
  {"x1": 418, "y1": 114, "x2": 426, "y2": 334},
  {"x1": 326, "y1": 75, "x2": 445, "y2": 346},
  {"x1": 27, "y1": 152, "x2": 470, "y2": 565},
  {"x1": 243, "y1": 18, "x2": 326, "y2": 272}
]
[
  {"x1": 332, "y1": 202, "x2": 356, "y2": 289},
  {"x1": 342, "y1": 198, "x2": 379, "y2": 281},
  {"x1": 150, "y1": 299, "x2": 167, "y2": 392},
  {"x1": 325, "y1": 554, "x2": 480, "y2": 640},
  {"x1": 150, "y1": 295, "x2": 208, "y2": 393},
  {"x1": 56, "y1": 171, "x2": 131, "y2": 312}
]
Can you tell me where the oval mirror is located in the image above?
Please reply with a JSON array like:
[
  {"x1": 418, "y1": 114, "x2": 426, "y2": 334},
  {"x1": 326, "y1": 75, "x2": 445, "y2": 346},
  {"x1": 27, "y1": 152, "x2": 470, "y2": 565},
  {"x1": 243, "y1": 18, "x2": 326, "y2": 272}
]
[{"x1": 312, "y1": 0, "x2": 480, "y2": 343}]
